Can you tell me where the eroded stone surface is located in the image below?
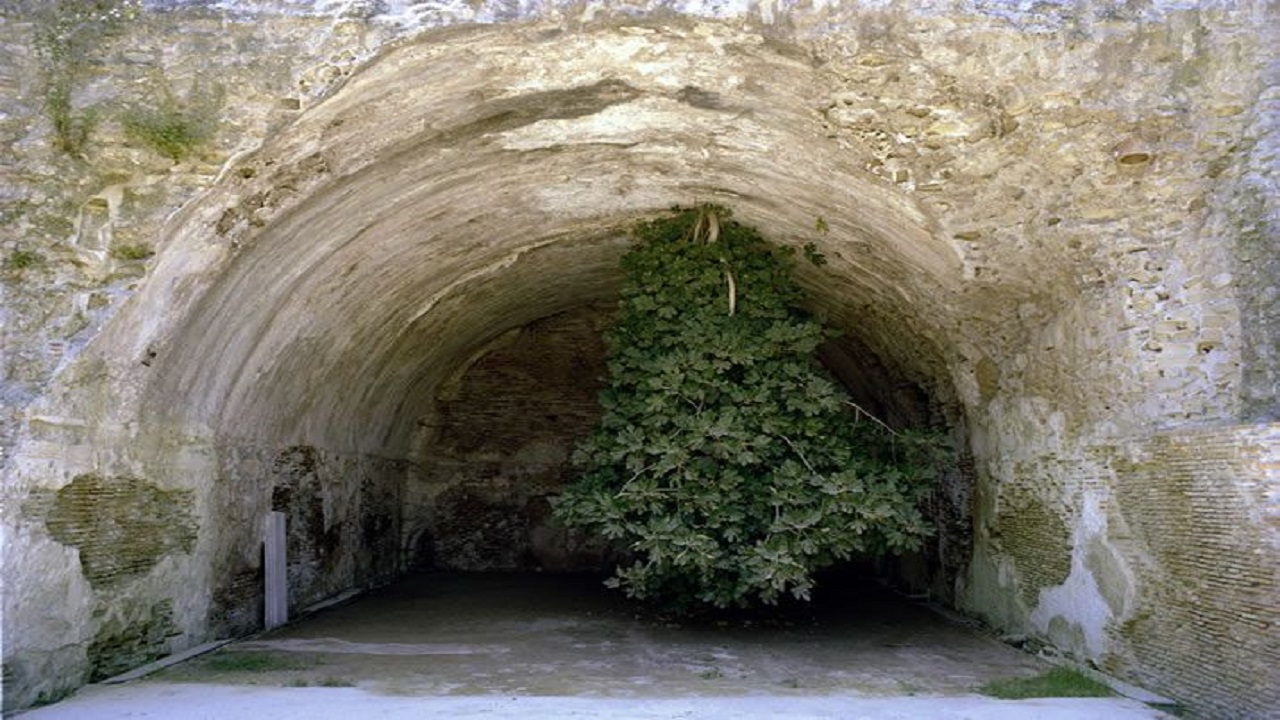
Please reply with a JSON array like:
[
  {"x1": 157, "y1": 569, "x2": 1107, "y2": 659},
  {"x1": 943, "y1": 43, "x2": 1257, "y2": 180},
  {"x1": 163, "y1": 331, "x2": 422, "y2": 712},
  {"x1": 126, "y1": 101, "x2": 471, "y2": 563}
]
[{"x1": 1, "y1": 2, "x2": 1275, "y2": 717}]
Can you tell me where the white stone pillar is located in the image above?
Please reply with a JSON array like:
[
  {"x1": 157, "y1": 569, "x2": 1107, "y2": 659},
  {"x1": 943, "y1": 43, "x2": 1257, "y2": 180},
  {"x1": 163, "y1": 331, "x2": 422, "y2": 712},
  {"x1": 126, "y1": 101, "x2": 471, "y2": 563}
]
[{"x1": 264, "y1": 511, "x2": 288, "y2": 630}]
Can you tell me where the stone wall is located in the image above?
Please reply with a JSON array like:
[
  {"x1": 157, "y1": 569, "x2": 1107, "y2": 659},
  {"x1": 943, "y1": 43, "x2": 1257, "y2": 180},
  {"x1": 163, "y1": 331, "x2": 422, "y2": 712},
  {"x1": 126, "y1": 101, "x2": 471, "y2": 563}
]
[
  {"x1": 405, "y1": 305, "x2": 615, "y2": 572},
  {"x1": 1, "y1": 2, "x2": 1275, "y2": 717},
  {"x1": 1101, "y1": 425, "x2": 1279, "y2": 718},
  {"x1": 2, "y1": 413, "x2": 405, "y2": 708},
  {"x1": 969, "y1": 422, "x2": 1280, "y2": 718}
]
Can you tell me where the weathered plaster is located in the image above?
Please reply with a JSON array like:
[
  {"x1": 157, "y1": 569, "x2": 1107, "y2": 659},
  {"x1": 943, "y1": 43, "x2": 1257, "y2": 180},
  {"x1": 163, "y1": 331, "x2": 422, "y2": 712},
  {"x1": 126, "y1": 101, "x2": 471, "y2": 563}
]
[
  {"x1": 1, "y1": 2, "x2": 1275, "y2": 716},
  {"x1": 1030, "y1": 490, "x2": 1132, "y2": 659}
]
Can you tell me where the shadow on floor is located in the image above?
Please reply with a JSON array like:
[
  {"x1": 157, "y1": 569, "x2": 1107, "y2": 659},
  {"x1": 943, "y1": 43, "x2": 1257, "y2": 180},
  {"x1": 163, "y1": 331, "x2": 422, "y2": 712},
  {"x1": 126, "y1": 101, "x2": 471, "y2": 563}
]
[{"x1": 160, "y1": 571, "x2": 1053, "y2": 697}]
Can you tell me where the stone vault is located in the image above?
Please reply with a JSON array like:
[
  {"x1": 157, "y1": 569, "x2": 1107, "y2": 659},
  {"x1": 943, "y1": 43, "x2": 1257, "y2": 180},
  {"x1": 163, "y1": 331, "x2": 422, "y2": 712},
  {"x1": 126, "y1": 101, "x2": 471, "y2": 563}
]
[{"x1": 1, "y1": 3, "x2": 1276, "y2": 717}]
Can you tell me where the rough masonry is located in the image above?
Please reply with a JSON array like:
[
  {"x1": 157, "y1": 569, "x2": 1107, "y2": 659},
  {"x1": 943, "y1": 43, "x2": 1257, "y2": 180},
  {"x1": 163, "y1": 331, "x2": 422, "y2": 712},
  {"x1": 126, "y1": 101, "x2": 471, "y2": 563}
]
[{"x1": 0, "y1": 1, "x2": 1275, "y2": 717}]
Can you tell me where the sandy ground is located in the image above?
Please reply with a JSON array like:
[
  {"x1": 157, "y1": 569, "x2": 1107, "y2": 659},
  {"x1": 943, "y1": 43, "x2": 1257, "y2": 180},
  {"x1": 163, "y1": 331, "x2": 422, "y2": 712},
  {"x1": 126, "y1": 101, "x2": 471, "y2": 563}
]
[{"x1": 15, "y1": 573, "x2": 1176, "y2": 719}]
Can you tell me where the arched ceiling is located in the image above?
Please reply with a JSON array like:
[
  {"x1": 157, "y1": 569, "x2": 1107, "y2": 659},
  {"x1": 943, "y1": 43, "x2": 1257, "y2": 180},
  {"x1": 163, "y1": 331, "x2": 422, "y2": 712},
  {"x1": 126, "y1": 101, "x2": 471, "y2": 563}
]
[{"x1": 109, "y1": 21, "x2": 982, "y2": 455}]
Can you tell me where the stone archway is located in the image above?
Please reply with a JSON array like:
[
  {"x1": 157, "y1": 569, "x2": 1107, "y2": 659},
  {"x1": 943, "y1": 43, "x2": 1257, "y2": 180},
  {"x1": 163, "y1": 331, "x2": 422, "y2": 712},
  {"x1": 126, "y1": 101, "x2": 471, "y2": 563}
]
[{"x1": 3, "y1": 9, "x2": 1274, "y2": 718}]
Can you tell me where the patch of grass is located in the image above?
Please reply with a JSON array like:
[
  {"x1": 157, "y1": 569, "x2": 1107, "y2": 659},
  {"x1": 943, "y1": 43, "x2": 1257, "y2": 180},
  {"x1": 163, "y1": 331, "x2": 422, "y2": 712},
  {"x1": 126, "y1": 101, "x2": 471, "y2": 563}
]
[
  {"x1": 979, "y1": 667, "x2": 1113, "y2": 699},
  {"x1": 109, "y1": 243, "x2": 153, "y2": 261},
  {"x1": 283, "y1": 676, "x2": 354, "y2": 688},
  {"x1": 203, "y1": 651, "x2": 315, "y2": 673},
  {"x1": 897, "y1": 679, "x2": 924, "y2": 695}
]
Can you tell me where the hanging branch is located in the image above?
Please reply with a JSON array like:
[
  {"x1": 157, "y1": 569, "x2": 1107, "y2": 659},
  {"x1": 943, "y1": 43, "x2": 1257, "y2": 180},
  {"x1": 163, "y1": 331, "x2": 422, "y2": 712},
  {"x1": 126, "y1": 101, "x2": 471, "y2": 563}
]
[
  {"x1": 779, "y1": 434, "x2": 820, "y2": 478},
  {"x1": 844, "y1": 399, "x2": 900, "y2": 437}
]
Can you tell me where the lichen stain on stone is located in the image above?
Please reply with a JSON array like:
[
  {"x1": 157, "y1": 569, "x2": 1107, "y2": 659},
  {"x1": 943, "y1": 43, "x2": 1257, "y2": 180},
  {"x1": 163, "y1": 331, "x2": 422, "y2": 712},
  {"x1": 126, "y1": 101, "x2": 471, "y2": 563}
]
[
  {"x1": 1232, "y1": 185, "x2": 1279, "y2": 421},
  {"x1": 430, "y1": 78, "x2": 644, "y2": 148},
  {"x1": 44, "y1": 473, "x2": 197, "y2": 588},
  {"x1": 87, "y1": 598, "x2": 177, "y2": 681},
  {"x1": 272, "y1": 445, "x2": 344, "y2": 578},
  {"x1": 1046, "y1": 614, "x2": 1089, "y2": 658},
  {"x1": 975, "y1": 356, "x2": 1000, "y2": 404},
  {"x1": 207, "y1": 566, "x2": 264, "y2": 639},
  {"x1": 215, "y1": 152, "x2": 331, "y2": 239}
]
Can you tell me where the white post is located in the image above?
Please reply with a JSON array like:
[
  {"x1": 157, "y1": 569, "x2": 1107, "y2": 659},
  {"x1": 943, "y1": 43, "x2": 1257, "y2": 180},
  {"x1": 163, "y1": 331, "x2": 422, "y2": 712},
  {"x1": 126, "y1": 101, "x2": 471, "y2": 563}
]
[{"x1": 264, "y1": 511, "x2": 288, "y2": 630}]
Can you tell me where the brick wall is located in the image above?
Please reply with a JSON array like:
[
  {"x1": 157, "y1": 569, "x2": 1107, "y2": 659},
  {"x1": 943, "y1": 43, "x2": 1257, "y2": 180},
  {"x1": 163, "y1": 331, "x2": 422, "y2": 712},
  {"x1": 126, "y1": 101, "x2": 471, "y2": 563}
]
[
  {"x1": 407, "y1": 305, "x2": 617, "y2": 571},
  {"x1": 1102, "y1": 424, "x2": 1279, "y2": 718}
]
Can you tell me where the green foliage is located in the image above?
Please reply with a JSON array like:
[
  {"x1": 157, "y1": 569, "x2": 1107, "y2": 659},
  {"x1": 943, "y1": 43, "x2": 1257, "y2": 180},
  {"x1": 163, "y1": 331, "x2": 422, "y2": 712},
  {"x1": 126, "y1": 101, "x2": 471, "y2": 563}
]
[
  {"x1": 4, "y1": 248, "x2": 44, "y2": 273},
  {"x1": 121, "y1": 81, "x2": 223, "y2": 162},
  {"x1": 30, "y1": 1, "x2": 141, "y2": 156},
  {"x1": 802, "y1": 241, "x2": 827, "y2": 267},
  {"x1": 109, "y1": 243, "x2": 153, "y2": 261},
  {"x1": 979, "y1": 667, "x2": 1113, "y2": 699},
  {"x1": 555, "y1": 206, "x2": 944, "y2": 612}
]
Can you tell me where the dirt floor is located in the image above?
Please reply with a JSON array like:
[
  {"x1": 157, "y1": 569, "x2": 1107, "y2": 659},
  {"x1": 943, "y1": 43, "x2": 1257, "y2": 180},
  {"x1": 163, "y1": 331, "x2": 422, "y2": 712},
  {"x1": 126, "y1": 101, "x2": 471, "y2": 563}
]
[{"x1": 16, "y1": 573, "x2": 1175, "y2": 718}]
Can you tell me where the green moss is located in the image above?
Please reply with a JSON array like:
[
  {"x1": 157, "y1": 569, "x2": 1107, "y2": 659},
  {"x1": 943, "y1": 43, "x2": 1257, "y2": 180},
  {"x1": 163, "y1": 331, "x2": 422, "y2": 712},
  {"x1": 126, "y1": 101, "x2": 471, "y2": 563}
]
[
  {"x1": 0, "y1": 200, "x2": 33, "y2": 226},
  {"x1": 31, "y1": 1, "x2": 140, "y2": 156},
  {"x1": 46, "y1": 90, "x2": 98, "y2": 157},
  {"x1": 201, "y1": 651, "x2": 317, "y2": 673},
  {"x1": 88, "y1": 599, "x2": 177, "y2": 681},
  {"x1": 979, "y1": 667, "x2": 1112, "y2": 699},
  {"x1": 32, "y1": 212, "x2": 75, "y2": 238},
  {"x1": 30, "y1": 685, "x2": 76, "y2": 708},
  {"x1": 121, "y1": 80, "x2": 224, "y2": 162},
  {"x1": 122, "y1": 109, "x2": 207, "y2": 161}
]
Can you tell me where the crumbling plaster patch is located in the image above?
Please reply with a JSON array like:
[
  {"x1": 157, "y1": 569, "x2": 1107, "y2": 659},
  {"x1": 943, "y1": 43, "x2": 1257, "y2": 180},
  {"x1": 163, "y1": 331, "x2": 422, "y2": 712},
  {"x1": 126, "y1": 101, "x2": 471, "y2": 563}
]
[{"x1": 1030, "y1": 489, "x2": 1134, "y2": 660}]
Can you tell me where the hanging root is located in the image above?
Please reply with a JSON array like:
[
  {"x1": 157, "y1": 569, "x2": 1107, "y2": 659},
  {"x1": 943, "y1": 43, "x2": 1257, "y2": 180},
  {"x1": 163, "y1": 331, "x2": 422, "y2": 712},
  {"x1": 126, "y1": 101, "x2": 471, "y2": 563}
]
[
  {"x1": 704, "y1": 207, "x2": 720, "y2": 245},
  {"x1": 725, "y1": 268, "x2": 737, "y2": 316},
  {"x1": 687, "y1": 205, "x2": 721, "y2": 244},
  {"x1": 690, "y1": 206, "x2": 735, "y2": 315}
]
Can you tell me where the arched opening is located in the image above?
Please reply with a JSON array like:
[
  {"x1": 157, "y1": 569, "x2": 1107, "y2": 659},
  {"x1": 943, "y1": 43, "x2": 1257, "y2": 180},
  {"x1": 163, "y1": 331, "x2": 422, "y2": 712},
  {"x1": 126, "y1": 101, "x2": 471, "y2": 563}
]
[
  {"x1": 109, "y1": 20, "x2": 978, "y2": 629},
  {"x1": 8, "y1": 13, "x2": 1273, "y2": 719}
]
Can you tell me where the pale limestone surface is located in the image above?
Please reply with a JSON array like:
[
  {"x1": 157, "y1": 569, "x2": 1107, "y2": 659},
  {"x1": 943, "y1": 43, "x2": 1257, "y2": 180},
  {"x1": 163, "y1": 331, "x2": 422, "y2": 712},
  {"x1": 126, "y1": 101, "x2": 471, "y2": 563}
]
[
  {"x1": 17, "y1": 687, "x2": 1175, "y2": 720},
  {"x1": 1, "y1": 1, "x2": 1275, "y2": 716}
]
